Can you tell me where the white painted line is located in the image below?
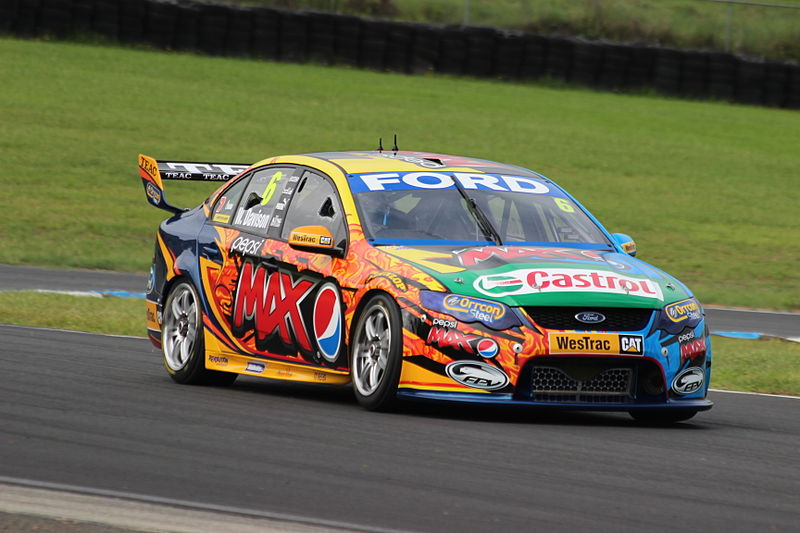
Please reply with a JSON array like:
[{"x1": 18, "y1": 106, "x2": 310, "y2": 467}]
[
  {"x1": 705, "y1": 306, "x2": 800, "y2": 316},
  {"x1": 0, "y1": 477, "x2": 413, "y2": 533},
  {"x1": 0, "y1": 288, "x2": 103, "y2": 297},
  {"x1": 710, "y1": 388, "x2": 800, "y2": 400},
  {"x1": 0, "y1": 322, "x2": 148, "y2": 340}
]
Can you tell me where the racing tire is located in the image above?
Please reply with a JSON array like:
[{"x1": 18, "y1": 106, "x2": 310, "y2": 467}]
[
  {"x1": 350, "y1": 293, "x2": 403, "y2": 411},
  {"x1": 629, "y1": 409, "x2": 697, "y2": 425},
  {"x1": 162, "y1": 280, "x2": 237, "y2": 386}
]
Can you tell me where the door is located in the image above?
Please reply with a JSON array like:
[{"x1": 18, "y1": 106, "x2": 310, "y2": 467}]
[{"x1": 198, "y1": 165, "x2": 351, "y2": 374}]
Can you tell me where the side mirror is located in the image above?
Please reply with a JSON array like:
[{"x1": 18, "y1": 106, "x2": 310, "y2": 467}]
[
  {"x1": 288, "y1": 225, "x2": 344, "y2": 257},
  {"x1": 611, "y1": 233, "x2": 637, "y2": 256}
]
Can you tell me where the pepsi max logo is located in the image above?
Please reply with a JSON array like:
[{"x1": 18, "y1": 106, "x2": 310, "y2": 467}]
[
  {"x1": 475, "y1": 338, "x2": 499, "y2": 359},
  {"x1": 575, "y1": 311, "x2": 605, "y2": 324},
  {"x1": 313, "y1": 283, "x2": 342, "y2": 362}
]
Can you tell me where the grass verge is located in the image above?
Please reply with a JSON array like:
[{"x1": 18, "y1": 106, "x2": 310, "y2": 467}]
[
  {"x1": 0, "y1": 292, "x2": 145, "y2": 338},
  {"x1": 1, "y1": 38, "x2": 799, "y2": 309},
  {"x1": 1, "y1": 292, "x2": 797, "y2": 397},
  {"x1": 711, "y1": 336, "x2": 800, "y2": 396}
]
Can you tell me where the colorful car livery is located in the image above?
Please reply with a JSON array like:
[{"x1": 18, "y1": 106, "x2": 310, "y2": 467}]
[{"x1": 139, "y1": 150, "x2": 712, "y2": 422}]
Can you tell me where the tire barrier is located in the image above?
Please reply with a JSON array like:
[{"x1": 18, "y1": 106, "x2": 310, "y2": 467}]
[
  {"x1": 598, "y1": 42, "x2": 631, "y2": 89},
  {"x1": 359, "y1": 18, "x2": 392, "y2": 71},
  {"x1": 3, "y1": 0, "x2": 798, "y2": 109},
  {"x1": 438, "y1": 25, "x2": 467, "y2": 76},
  {"x1": 307, "y1": 11, "x2": 337, "y2": 65},
  {"x1": 144, "y1": 0, "x2": 177, "y2": 50},
  {"x1": 409, "y1": 24, "x2": 439, "y2": 74},
  {"x1": 333, "y1": 14, "x2": 360, "y2": 67},
  {"x1": 40, "y1": 0, "x2": 72, "y2": 39},
  {"x1": 519, "y1": 34, "x2": 547, "y2": 80},
  {"x1": 544, "y1": 36, "x2": 574, "y2": 81},
  {"x1": 465, "y1": 26, "x2": 496, "y2": 78},
  {"x1": 118, "y1": 0, "x2": 148, "y2": 45},
  {"x1": 493, "y1": 30, "x2": 524, "y2": 80},
  {"x1": 171, "y1": 2, "x2": 199, "y2": 52},
  {"x1": 252, "y1": 7, "x2": 280, "y2": 60}
]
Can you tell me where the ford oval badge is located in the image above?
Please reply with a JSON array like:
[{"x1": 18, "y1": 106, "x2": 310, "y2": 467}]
[{"x1": 575, "y1": 311, "x2": 606, "y2": 324}]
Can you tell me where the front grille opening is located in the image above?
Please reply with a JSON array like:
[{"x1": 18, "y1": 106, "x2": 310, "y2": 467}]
[
  {"x1": 523, "y1": 306, "x2": 654, "y2": 331},
  {"x1": 517, "y1": 357, "x2": 666, "y2": 405},
  {"x1": 531, "y1": 365, "x2": 633, "y2": 404}
]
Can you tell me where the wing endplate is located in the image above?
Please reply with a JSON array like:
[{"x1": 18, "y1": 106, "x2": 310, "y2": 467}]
[{"x1": 138, "y1": 154, "x2": 251, "y2": 214}]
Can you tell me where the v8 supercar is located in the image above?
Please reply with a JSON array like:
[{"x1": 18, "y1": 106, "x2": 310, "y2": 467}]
[{"x1": 139, "y1": 150, "x2": 712, "y2": 422}]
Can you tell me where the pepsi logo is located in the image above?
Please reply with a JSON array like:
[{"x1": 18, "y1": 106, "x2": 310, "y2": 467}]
[
  {"x1": 475, "y1": 338, "x2": 499, "y2": 359},
  {"x1": 313, "y1": 283, "x2": 342, "y2": 362}
]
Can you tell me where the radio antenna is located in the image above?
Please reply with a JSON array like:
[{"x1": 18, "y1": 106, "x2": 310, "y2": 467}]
[{"x1": 392, "y1": 134, "x2": 398, "y2": 154}]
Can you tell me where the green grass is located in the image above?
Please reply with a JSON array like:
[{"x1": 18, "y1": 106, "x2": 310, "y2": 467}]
[
  {"x1": 711, "y1": 336, "x2": 800, "y2": 396},
  {"x1": 1, "y1": 37, "x2": 799, "y2": 310},
  {"x1": 2, "y1": 292, "x2": 798, "y2": 396},
  {"x1": 0, "y1": 292, "x2": 145, "y2": 337},
  {"x1": 219, "y1": 0, "x2": 800, "y2": 60}
]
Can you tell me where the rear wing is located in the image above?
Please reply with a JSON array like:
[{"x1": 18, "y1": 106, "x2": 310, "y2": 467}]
[{"x1": 138, "y1": 154, "x2": 250, "y2": 214}]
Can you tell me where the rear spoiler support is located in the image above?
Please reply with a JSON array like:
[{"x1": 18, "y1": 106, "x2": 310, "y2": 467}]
[{"x1": 138, "y1": 154, "x2": 250, "y2": 214}]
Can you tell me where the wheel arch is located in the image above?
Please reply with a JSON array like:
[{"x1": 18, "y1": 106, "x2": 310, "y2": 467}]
[{"x1": 347, "y1": 288, "x2": 397, "y2": 351}]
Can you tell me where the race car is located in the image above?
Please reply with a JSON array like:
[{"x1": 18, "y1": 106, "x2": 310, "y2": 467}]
[{"x1": 139, "y1": 149, "x2": 712, "y2": 422}]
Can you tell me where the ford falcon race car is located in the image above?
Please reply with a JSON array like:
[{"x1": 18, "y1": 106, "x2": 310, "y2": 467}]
[{"x1": 139, "y1": 150, "x2": 712, "y2": 422}]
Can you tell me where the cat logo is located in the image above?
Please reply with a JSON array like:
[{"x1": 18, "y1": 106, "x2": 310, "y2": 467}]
[{"x1": 619, "y1": 335, "x2": 644, "y2": 355}]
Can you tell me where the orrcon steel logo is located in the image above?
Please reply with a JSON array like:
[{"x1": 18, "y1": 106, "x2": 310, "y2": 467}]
[
  {"x1": 445, "y1": 361, "x2": 509, "y2": 390},
  {"x1": 665, "y1": 298, "x2": 702, "y2": 323}
]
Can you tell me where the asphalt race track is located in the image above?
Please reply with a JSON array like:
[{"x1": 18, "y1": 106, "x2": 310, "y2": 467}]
[
  {"x1": 1, "y1": 323, "x2": 799, "y2": 532},
  {"x1": 1, "y1": 264, "x2": 799, "y2": 531},
  {"x1": 2, "y1": 264, "x2": 799, "y2": 339}
]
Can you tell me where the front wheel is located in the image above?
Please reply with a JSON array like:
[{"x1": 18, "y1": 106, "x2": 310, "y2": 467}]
[
  {"x1": 350, "y1": 293, "x2": 404, "y2": 411},
  {"x1": 162, "y1": 279, "x2": 237, "y2": 386}
]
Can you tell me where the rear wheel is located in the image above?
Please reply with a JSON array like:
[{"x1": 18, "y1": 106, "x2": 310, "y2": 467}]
[
  {"x1": 162, "y1": 280, "x2": 237, "y2": 386},
  {"x1": 629, "y1": 409, "x2": 697, "y2": 424},
  {"x1": 350, "y1": 293, "x2": 403, "y2": 411}
]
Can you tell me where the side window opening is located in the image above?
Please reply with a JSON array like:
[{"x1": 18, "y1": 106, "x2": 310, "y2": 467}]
[
  {"x1": 319, "y1": 197, "x2": 335, "y2": 218},
  {"x1": 280, "y1": 171, "x2": 347, "y2": 247},
  {"x1": 210, "y1": 176, "x2": 250, "y2": 225},
  {"x1": 230, "y1": 167, "x2": 294, "y2": 235}
]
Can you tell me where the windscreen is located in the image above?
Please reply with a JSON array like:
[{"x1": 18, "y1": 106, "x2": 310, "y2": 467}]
[{"x1": 349, "y1": 171, "x2": 611, "y2": 247}]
